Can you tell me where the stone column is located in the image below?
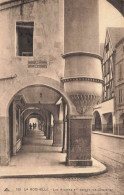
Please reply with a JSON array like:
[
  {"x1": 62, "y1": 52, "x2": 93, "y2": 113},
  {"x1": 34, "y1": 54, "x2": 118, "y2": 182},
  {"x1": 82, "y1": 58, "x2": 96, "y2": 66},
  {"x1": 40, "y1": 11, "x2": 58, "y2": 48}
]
[
  {"x1": 19, "y1": 108, "x2": 21, "y2": 136},
  {"x1": 62, "y1": 119, "x2": 67, "y2": 153},
  {"x1": 49, "y1": 114, "x2": 53, "y2": 140},
  {"x1": 67, "y1": 116, "x2": 92, "y2": 166},
  {"x1": 53, "y1": 120, "x2": 63, "y2": 147},
  {"x1": 20, "y1": 110, "x2": 25, "y2": 140},
  {"x1": 46, "y1": 115, "x2": 51, "y2": 139},
  {"x1": 112, "y1": 113, "x2": 116, "y2": 135},
  {"x1": 46, "y1": 124, "x2": 50, "y2": 139},
  {"x1": 0, "y1": 116, "x2": 10, "y2": 165},
  {"x1": 25, "y1": 119, "x2": 28, "y2": 136},
  {"x1": 44, "y1": 124, "x2": 47, "y2": 136},
  {"x1": 63, "y1": 0, "x2": 102, "y2": 166},
  {"x1": 20, "y1": 116, "x2": 23, "y2": 137},
  {"x1": 23, "y1": 115, "x2": 26, "y2": 136},
  {"x1": 12, "y1": 102, "x2": 17, "y2": 155},
  {"x1": 49, "y1": 125, "x2": 53, "y2": 140}
]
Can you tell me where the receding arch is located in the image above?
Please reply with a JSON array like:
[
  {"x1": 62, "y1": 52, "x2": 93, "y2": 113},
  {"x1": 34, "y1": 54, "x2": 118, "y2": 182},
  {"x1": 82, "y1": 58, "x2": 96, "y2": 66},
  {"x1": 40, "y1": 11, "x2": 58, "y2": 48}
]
[{"x1": 23, "y1": 109, "x2": 46, "y2": 122}]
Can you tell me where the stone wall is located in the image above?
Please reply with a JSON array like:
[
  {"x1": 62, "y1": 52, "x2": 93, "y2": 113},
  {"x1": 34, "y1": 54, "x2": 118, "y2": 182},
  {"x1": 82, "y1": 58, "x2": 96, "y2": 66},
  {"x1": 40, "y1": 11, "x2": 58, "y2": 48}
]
[{"x1": 0, "y1": 0, "x2": 64, "y2": 95}]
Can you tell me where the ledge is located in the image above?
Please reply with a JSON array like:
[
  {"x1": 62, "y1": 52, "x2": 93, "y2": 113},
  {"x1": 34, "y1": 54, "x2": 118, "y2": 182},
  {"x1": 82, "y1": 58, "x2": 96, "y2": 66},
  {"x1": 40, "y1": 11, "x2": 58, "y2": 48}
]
[
  {"x1": 61, "y1": 76, "x2": 104, "y2": 84},
  {"x1": 92, "y1": 131, "x2": 124, "y2": 139},
  {"x1": 0, "y1": 74, "x2": 17, "y2": 80},
  {"x1": 62, "y1": 51, "x2": 102, "y2": 61}
]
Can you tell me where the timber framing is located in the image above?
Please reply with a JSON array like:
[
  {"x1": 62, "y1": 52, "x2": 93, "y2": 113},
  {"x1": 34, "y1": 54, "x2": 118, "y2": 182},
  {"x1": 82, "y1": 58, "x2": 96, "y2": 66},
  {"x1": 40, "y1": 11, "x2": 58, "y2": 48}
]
[{"x1": 0, "y1": 0, "x2": 38, "y2": 11}]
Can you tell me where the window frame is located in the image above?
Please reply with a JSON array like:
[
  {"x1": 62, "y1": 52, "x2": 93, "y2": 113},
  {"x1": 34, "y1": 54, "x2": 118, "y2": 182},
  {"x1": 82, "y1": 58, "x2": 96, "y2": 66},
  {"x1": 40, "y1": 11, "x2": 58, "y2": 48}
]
[{"x1": 15, "y1": 21, "x2": 34, "y2": 57}]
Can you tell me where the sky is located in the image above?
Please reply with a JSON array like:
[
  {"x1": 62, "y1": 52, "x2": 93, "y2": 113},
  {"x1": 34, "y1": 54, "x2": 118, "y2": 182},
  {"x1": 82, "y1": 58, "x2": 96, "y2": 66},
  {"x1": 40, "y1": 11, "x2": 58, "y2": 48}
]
[{"x1": 99, "y1": 0, "x2": 124, "y2": 43}]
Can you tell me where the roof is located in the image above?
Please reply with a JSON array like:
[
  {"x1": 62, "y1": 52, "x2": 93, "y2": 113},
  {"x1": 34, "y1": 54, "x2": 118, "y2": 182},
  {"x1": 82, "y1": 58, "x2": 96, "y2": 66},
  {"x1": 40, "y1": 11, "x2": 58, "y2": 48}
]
[{"x1": 107, "y1": 27, "x2": 124, "y2": 49}]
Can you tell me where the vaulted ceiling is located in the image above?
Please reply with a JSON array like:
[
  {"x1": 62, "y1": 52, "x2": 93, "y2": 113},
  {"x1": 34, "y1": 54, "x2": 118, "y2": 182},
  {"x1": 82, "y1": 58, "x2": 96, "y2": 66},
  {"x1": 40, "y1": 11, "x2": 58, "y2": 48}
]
[{"x1": 18, "y1": 86, "x2": 60, "y2": 104}]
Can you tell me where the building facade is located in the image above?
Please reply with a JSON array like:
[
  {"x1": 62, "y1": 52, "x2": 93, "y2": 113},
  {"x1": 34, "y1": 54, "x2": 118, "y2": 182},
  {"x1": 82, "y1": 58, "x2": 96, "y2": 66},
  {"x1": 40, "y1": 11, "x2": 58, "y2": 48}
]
[
  {"x1": 92, "y1": 27, "x2": 124, "y2": 168},
  {"x1": 93, "y1": 27, "x2": 124, "y2": 135},
  {"x1": 114, "y1": 36, "x2": 124, "y2": 135}
]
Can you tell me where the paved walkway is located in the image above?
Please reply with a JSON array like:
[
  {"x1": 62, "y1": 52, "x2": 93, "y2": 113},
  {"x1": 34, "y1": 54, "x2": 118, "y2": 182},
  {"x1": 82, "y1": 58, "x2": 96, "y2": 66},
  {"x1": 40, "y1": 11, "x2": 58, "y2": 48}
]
[{"x1": 0, "y1": 130, "x2": 106, "y2": 178}]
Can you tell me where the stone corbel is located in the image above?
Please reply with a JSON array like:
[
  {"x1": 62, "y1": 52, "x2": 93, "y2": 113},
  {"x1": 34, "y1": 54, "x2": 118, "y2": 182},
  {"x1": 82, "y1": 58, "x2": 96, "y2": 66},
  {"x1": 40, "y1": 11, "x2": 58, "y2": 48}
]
[{"x1": 70, "y1": 94, "x2": 101, "y2": 115}]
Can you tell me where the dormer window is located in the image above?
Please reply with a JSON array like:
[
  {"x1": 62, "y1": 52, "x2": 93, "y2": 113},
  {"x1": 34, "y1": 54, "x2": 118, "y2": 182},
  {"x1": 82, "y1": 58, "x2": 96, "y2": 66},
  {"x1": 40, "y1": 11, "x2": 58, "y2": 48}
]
[
  {"x1": 16, "y1": 22, "x2": 34, "y2": 56},
  {"x1": 105, "y1": 43, "x2": 109, "y2": 53}
]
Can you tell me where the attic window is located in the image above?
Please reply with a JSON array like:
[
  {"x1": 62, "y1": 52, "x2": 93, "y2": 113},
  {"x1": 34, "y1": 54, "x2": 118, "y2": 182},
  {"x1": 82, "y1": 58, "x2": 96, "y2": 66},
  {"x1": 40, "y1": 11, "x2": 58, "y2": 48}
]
[
  {"x1": 105, "y1": 43, "x2": 109, "y2": 53},
  {"x1": 16, "y1": 22, "x2": 34, "y2": 56}
]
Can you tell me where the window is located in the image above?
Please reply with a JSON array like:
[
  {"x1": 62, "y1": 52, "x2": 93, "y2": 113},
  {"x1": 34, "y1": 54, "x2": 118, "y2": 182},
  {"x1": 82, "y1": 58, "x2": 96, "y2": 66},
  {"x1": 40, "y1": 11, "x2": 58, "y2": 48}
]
[
  {"x1": 118, "y1": 63, "x2": 123, "y2": 81},
  {"x1": 106, "y1": 85, "x2": 110, "y2": 99},
  {"x1": 106, "y1": 60, "x2": 110, "y2": 75},
  {"x1": 16, "y1": 22, "x2": 34, "y2": 56},
  {"x1": 119, "y1": 89, "x2": 123, "y2": 103},
  {"x1": 105, "y1": 43, "x2": 109, "y2": 53}
]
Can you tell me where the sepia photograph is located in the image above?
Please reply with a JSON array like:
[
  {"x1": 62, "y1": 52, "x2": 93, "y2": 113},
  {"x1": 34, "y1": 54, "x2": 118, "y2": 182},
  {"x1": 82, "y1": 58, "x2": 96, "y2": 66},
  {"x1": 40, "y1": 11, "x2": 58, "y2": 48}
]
[{"x1": 0, "y1": 0, "x2": 124, "y2": 194}]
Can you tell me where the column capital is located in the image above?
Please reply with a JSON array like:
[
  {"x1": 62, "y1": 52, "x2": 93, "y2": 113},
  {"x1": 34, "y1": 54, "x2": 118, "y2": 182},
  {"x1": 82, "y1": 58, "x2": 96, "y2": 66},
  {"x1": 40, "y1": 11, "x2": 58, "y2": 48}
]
[{"x1": 53, "y1": 120, "x2": 63, "y2": 125}]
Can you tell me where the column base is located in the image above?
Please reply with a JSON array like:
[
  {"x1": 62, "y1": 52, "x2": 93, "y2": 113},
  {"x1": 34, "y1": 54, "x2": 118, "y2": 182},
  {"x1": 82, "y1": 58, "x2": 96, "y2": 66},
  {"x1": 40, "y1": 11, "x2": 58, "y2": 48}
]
[
  {"x1": 0, "y1": 156, "x2": 10, "y2": 166},
  {"x1": 52, "y1": 143, "x2": 62, "y2": 147},
  {"x1": 62, "y1": 148, "x2": 67, "y2": 153},
  {"x1": 66, "y1": 158, "x2": 92, "y2": 166}
]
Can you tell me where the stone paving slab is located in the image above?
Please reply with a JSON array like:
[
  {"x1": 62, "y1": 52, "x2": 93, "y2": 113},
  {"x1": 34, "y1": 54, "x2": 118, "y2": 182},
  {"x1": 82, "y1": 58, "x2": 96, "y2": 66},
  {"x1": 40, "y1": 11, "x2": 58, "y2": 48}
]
[
  {"x1": 0, "y1": 156, "x2": 107, "y2": 178},
  {"x1": 0, "y1": 130, "x2": 107, "y2": 178}
]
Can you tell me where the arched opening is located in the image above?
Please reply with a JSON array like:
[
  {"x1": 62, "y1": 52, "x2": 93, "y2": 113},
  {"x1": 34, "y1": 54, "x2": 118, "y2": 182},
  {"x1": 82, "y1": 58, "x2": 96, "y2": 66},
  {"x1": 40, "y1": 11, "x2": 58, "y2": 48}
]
[
  {"x1": 26, "y1": 113, "x2": 45, "y2": 132},
  {"x1": 92, "y1": 111, "x2": 102, "y2": 131},
  {"x1": 118, "y1": 113, "x2": 124, "y2": 135},
  {"x1": 107, "y1": 114, "x2": 113, "y2": 132},
  {"x1": 7, "y1": 84, "x2": 70, "y2": 165},
  {"x1": 102, "y1": 113, "x2": 113, "y2": 133},
  {"x1": 29, "y1": 118, "x2": 39, "y2": 130}
]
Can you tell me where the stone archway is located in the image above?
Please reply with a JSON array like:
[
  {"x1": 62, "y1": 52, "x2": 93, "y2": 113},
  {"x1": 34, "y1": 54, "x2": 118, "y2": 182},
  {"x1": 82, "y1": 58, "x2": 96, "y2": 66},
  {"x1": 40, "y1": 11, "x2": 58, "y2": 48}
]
[
  {"x1": 0, "y1": 76, "x2": 74, "y2": 117},
  {"x1": 118, "y1": 113, "x2": 124, "y2": 135},
  {"x1": 102, "y1": 113, "x2": 113, "y2": 133},
  {"x1": 92, "y1": 111, "x2": 102, "y2": 131},
  {"x1": 0, "y1": 76, "x2": 74, "y2": 165}
]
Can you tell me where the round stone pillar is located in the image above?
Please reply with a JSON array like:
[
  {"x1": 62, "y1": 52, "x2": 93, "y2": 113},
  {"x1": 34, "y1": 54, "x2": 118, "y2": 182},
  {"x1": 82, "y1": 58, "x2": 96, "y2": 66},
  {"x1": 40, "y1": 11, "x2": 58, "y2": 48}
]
[
  {"x1": 62, "y1": 119, "x2": 67, "y2": 153},
  {"x1": 49, "y1": 114, "x2": 54, "y2": 140},
  {"x1": 46, "y1": 125, "x2": 50, "y2": 139},
  {"x1": 53, "y1": 120, "x2": 63, "y2": 147},
  {"x1": 49, "y1": 125, "x2": 53, "y2": 140},
  {"x1": 63, "y1": 0, "x2": 103, "y2": 166},
  {"x1": 12, "y1": 101, "x2": 17, "y2": 156}
]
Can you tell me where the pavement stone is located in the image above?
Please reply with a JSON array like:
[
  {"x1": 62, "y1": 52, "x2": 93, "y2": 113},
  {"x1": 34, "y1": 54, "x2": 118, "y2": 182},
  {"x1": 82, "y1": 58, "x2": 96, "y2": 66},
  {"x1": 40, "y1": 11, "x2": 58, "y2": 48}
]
[
  {"x1": 0, "y1": 130, "x2": 123, "y2": 195},
  {"x1": 0, "y1": 130, "x2": 106, "y2": 178}
]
